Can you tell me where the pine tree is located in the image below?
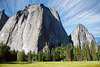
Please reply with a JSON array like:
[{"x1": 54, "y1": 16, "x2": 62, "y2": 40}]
[
  {"x1": 3, "y1": 45, "x2": 10, "y2": 61},
  {"x1": 82, "y1": 43, "x2": 87, "y2": 61},
  {"x1": 73, "y1": 47, "x2": 77, "y2": 61},
  {"x1": 40, "y1": 51, "x2": 44, "y2": 61},
  {"x1": 69, "y1": 48, "x2": 74, "y2": 61},
  {"x1": 28, "y1": 50, "x2": 32, "y2": 63},
  {"x1": 13, "y1": 49, "x2": 17, "y2": 61},
  {"x1": 45, "y1": 50, "x2": 50, "y2": 61},
  {"x1": 10, "y1": 49, "x2": 17, "y2": 61},
  {"x1": 51, "y1": 48, "x2": 56, "y2": 61},
  {"x1": 97, "y1": 46, "x2": 100, "y2": 60},
  {"x1": 38, "y1": 51, "x2": 41, "y2": 61},
  {"x1": 60, "y1": 46, "x2": 63, "y2": 60},
  {"x1": 17, "y1": 51, "x2": 25, "y2": 61},
  {"x1": 76, "y1": 45, "x2": 80, "y2": 61},
  {"x1": 35, "y1": 54, "x2": 38, "y2": 61},
  {"x1": 17, "y1": 51, "x2": 22, "y2": 61},
  {"x1": 31, "y1": 51, "x2": 35, "y2": 61},
  {"x1": 0, "y1": 43, "x2": 3, "y2": 60},
  {"x1": 66, "y1": 45, "x2": 70, "y2": 61},
  {"x1": 0, "y1": 43, "x2": 11, "y2": 61},
  {"x1": 22, "y1": 50, "x2": 26, "y2": 61},
  {"x1": 86, "y1": 43, "x2": 90, "y2": 61},
  {"x1": 90, "y1": 40, "x2": 97, "y2": 61},
  {"x1": 53, "y1": 48, "x2": 59, "y2": 61}
]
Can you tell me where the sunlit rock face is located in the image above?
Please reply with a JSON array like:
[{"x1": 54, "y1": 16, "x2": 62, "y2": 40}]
[
  {"x1": 0, "y1": 10, "x2": 9, "y2": 30},
  {"x1": 71, "y1": 24, "x2": 95, "y2": 48},
  {"x1": 0, "y1": 4, "x2": 69, "y2": 54}
]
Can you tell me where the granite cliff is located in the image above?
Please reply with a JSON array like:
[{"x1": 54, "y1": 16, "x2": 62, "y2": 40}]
[
  {"x1": 71, "y1": 24, "x2": 95, "y2": 48},
  {"x1": 0, "y1": 4, "x2": 69, "y2": 54}
]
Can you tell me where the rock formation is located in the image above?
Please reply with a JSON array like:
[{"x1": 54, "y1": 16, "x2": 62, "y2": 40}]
[
  {"x1": 0, "y1": 4, "x2": 69, "y2": 54},
  {"x1": 43, "y1": 42, "x2": 49, "y2": 53},
  {"x1": 0, "y1": 10, "x2": 9, "y2": 30},
  {"x1": 71, "y1": 24, "x2": 95, "y2": 48}
]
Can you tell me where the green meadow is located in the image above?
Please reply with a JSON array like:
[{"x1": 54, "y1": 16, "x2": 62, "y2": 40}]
[{"x1": 0, "y1": 61, "x2": 100, "y2": 67}]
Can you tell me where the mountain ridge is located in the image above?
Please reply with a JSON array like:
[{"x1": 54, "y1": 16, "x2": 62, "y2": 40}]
[
  {"x1": 0, "y1": 10, "x2": 9, "y2": 30},
  {"x1": 0, "y1": 4, "x2": 69, "y2": 54}
]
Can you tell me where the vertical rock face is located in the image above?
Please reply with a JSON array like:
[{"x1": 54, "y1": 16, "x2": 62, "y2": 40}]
[
  {"x1": 0, "y1": 4, "x2": 69, "y2": 54},
  {"x1": 71, "y1": 24, "x2": 95, "y2": 48},
  {"x1": 0, "y1": 10, "x2": 9, "y2": 30}
]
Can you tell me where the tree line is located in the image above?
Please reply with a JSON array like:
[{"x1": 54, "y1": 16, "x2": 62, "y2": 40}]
[
  {"x1": 66, "y1": 40, "x2": 100, "y2": 61},
  {"x1": 0, "y1": 40, "x2": 100, "y2": 63}
]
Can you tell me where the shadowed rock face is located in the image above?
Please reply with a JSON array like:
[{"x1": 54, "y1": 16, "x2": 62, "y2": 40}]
[
  {"x1": 0, "y1": 10, "x2": 9, "y2": 30},
  {"x1": 71, "y1": 24, "x2": 95, "y2": 48},
  {"x1": 0, "y1": 4, "x2": 69, "y2": 54}
]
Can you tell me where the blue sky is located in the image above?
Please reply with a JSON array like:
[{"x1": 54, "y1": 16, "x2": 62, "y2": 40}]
[{"x1": 0, "y1": 0, "x2": 100, "y2": 41}]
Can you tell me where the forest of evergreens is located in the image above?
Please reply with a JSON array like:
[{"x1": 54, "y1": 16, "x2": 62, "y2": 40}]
[{"x1": 0, "y1": 40, "x2": 100, "y2": 63}]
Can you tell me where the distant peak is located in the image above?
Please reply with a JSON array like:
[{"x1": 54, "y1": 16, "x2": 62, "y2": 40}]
[
  {"x1": 78, "y1": 24, "x2": 84, "y2": 26},
  {"x1": 24, "y1": 3, "x2": 44, "y2": 9},
  {"x1": 71, "y1": 23, "x2": 95, "y2": 48},
  {"x1": 40, "y1": 3, "x2": 44, "y2": 7},
  {"x1": 72, "y1": 24, "x2": 88, "y2": 34},
  {"x1": 0, "y1": 9, "x2": 5, "y2": 14},
  {"x1": 2, "y1": 9, "x2": 5, "y2": 13},
  {"x1": 77, "y1": 24, "x2": 86, "y2": 28},
  {"x1": 32, "y1": 3, "x2": 44, "y2": 6},
  {"x1": 0, "y1": 9, "x2": 7, "y2": 17}
]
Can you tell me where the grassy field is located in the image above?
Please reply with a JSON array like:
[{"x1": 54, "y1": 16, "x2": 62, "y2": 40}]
[{"x1": 0, "y1": 61, "x2": 100, "y2": 67}]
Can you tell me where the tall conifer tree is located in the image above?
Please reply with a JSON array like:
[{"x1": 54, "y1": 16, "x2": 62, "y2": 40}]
[
  {"x1": 76, "y1": 45, "x2": 80, "y2": 61},
  {"x1": 86, "y1": 43, "x2": 90, "y2": 61},
  {"x1": 90, "y1": 40, "x2": 97, "y2": 60},
  {"x1": 66, "y1": 45, "x2": 69, "y2": 61},
  {"x1": 82, "y1": 43, "x2": 87, "y2": 60}
]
